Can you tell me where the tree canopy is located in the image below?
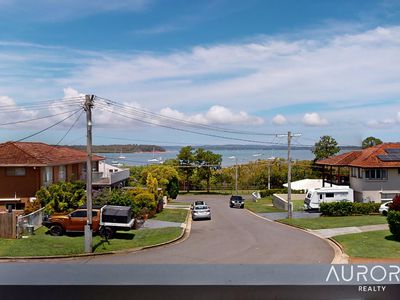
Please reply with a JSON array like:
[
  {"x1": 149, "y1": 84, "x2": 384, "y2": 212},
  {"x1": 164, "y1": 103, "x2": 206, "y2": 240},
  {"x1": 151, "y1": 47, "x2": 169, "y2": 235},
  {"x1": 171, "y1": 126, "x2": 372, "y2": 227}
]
[
  {"x1": 312, "y1": 135, "x2": 340, "y2": 161},
  {"x1": 362, "y1": 136, "x2": 383, "y2": 149}
]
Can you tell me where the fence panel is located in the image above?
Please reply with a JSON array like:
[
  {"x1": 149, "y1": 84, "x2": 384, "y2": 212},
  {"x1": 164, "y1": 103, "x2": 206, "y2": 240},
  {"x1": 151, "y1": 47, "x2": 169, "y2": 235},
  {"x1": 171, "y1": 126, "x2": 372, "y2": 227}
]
[{"x1": 0, "y1": 212, "x2": 17, "y2": 238}]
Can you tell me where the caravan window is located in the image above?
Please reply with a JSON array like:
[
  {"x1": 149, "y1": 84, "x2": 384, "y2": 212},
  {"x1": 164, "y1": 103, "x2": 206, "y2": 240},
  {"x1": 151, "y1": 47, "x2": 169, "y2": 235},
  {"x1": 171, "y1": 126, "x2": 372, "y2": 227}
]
[
  {"x1": 325, "y1": 193, "x2": 334, "y2": 198},
  {"x1": 319, "y1": 194, "x2": 323, "y2": 200}
]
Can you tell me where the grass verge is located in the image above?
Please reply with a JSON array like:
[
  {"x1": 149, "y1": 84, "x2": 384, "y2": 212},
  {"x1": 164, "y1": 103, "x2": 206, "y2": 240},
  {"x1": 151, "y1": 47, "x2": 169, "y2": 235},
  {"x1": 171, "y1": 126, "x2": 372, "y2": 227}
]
[
  {"x1": 244, "y1": 197, "x2": 304, "y2": 213},
  {"x1": 333, "y1": 230, "x2": 400, "y2": 259},
  {"x1": 279, "y1": 215, "x2": 387, "y2": 230},
  {"x1": 0, "y1": 226, "x2": 182, "y2": 257},
  {"x1": 245, "y1": 197, "x2": 285, "y2": 213},
  {"x1": 152, "y1": 208, "x2": 188, "y2": 223}
]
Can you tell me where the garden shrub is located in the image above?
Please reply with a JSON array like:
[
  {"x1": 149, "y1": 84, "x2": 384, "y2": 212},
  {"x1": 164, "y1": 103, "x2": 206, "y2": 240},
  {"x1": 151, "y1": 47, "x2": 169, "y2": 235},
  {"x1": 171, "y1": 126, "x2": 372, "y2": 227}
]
[
  {"x1": 389, "y1": 194, "x2": 400, "y2": 211},
  {"x1": 386, "y1": 195, "x2": 400, "y2": 241},
  {"x1": 387, "y1": 211, "x2": 400, "y2": 241},
  {"x1": 320, "y1": 202, "x2": 380, "y2": 216},
  {"x1": 133, "y1": 192, "x2": 157, "y2": 218},
  {"x1": 36, "y1": 181, "x2": 86, "y2": 214}
]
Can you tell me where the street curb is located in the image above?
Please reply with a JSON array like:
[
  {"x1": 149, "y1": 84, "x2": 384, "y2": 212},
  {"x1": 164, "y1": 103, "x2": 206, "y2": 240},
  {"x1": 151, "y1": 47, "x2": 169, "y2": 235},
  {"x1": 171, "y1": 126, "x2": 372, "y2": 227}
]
[
  {"x1": 0, "y1": 210, "x2": 192, "y2": 261},
  {"x1": 245, "y1": 209, "x2": 348, "y2": 264}
]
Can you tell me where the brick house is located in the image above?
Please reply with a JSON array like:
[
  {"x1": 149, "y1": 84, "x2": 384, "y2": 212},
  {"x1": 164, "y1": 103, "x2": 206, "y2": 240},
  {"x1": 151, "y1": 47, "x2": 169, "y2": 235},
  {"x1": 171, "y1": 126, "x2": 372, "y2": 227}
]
[
  {"x1": 0, "y1": 141, "x2": 104, "y2": 211},
  {"x1": 317, "y1": 143, "x2": 400, "y2": 203}
]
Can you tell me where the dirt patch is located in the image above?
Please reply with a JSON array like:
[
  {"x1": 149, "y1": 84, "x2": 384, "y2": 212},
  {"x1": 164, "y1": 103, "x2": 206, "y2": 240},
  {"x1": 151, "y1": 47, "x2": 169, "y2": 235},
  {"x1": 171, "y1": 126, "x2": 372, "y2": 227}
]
[{"x1": 350, "y1": 257, "x2": 400, "y2": 264}]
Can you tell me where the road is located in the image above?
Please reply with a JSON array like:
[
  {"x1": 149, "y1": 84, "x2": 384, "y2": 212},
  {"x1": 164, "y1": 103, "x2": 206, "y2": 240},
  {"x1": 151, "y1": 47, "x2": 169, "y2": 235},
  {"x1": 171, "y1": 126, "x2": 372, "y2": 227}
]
[{"x1": 66, "y1": 194, "x2": 334, "y2": 264}]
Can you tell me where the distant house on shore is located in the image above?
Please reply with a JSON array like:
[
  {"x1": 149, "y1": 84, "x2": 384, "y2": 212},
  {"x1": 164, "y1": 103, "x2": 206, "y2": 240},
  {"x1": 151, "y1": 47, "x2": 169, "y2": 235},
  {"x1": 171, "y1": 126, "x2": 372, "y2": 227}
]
[
  {"x1": 316, "y1": 143, "x2": 400, "y2": 203},
  {"x1": 0, "y1": 141, "x2": 128, "y2": 212}
]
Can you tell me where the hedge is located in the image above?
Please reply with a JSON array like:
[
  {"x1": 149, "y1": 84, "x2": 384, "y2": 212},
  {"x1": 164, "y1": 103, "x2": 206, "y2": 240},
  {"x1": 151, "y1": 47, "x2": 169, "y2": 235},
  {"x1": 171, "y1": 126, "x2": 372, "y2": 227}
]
[
  {"x1": 320, "y1": 202, "x2": 381, "y2": 216},
  {"x1": 387, "y1": 211, "x2": 400, "y2": 241},
  {"x1": 260, "y1": 188, "x2": 305, "y2": 197}
]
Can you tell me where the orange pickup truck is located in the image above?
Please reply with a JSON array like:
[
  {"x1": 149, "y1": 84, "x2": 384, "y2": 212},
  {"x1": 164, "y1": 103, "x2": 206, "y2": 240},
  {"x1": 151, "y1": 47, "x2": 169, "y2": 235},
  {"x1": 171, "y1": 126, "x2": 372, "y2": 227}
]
[{"x1": 42, "y1": 205, "x2": 134, "y2": 239}]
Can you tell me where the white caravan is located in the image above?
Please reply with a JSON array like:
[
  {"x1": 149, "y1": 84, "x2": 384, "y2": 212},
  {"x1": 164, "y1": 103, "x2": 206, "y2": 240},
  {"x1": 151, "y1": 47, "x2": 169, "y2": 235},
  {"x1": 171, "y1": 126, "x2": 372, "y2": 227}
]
[{"x1": 304, "y1": 186, "x2": 354, "y2": 210}]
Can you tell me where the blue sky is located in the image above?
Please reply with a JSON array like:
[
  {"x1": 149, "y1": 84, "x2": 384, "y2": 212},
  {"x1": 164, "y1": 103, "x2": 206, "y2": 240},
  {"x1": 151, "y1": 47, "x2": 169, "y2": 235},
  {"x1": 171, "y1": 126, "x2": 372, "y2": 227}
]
[{"x1": 0, "y1": 0, "x2": 400, "y2": 147}]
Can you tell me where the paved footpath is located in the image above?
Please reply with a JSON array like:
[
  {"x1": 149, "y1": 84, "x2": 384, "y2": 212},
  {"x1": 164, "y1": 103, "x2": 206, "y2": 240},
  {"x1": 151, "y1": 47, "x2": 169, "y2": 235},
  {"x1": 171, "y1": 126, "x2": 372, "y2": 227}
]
[{"x1": 310, "y1": 224, "x2": 389, "y2": 238}]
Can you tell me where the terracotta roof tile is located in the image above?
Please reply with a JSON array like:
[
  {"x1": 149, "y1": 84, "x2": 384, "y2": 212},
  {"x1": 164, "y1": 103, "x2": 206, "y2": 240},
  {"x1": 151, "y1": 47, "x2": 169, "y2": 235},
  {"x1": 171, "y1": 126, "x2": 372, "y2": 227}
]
[
  {"x1": 0, "y1": 141, "x2": 104, "y2": 166},
  {"x1": 316, "y1": 143, "x2": 400, "y2": 168}
]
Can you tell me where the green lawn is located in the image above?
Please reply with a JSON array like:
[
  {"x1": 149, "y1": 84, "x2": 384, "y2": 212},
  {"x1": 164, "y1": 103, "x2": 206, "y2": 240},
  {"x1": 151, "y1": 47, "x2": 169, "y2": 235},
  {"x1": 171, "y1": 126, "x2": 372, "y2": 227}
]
[
  {"x1": 244, "y1": 198, "x2": 304, "y2": 213},
  {"x1": 152, "y1": 208, "x2": 188, "y2": 223},
  {"x1": 279, "y1": 215, "x2": 387, "y2": 230},
  {"x1": 0, "y1": 226, "x2": 182, "y2": 257},
  {"x1": 168, "y1": 201, "x2": 191, "y2": 206},
  {"x1": 245, "y1": 197, "x2": 285, "y2": 213},
  {"x1": 333, "y1": 230, "x2": 400, "y2": 259}
]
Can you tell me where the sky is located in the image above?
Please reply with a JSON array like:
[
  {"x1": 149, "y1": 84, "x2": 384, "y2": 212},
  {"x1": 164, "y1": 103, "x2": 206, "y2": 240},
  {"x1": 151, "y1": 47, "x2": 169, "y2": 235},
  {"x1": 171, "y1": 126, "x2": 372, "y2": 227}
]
[{"x1": 0, "y1": 0, "x2": 399, "y2": 147}]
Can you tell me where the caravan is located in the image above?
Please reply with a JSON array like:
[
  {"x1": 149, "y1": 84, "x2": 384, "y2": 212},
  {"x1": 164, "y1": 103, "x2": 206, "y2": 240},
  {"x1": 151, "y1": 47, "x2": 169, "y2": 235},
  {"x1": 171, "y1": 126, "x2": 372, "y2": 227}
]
[{"x1": 304, "y1": 186, "x2": 354, "y2": 210}]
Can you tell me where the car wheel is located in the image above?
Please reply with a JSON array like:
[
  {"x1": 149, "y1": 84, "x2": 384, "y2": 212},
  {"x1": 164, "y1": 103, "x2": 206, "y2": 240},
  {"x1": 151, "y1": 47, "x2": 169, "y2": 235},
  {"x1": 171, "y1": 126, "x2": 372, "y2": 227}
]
[
  {"x1": 382, "y1": 211, "x2": 388, "y2": 216},
  {"x1": 100, "y1": 227, "x2": 115, "y2": 239},
  {"x1": 49, "y1": 224, "x2": 63, "y2": 236},
  {"x1": 240, "y1": 205, "x2": 244, "y2": 209}
]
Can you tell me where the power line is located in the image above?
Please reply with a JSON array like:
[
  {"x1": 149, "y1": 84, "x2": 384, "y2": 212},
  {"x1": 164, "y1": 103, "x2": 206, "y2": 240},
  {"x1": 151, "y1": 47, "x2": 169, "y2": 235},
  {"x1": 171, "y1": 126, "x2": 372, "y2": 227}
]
[
  {"x1": 96, "y1": 97, "x2": 281, "y2": 137},
  {"x1": 96, "y1": 104, "x2": 287, "y2": 145},
  {"x1": 0, "y1": 96, "x2": 84, "y2": 109},
  {"x1": 0, "y1": 109, "x2": 81, "y2": 127},
  {"x1": 56, "y1": 110, "x2": 84, "y2": 145},
  {"x1": 15, "y1": 109, "x2": 83, "y2": 142}
]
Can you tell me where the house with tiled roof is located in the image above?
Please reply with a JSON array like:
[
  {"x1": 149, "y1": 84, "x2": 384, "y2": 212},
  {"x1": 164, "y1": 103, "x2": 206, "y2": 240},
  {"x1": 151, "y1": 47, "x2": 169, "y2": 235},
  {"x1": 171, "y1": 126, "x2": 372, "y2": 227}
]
[
  {"x1": 317, "y1": 143, "x2": 400, "y2": 203},
  {"x1": 0, "y1": 141, "x2": 106, "y2": 211}
]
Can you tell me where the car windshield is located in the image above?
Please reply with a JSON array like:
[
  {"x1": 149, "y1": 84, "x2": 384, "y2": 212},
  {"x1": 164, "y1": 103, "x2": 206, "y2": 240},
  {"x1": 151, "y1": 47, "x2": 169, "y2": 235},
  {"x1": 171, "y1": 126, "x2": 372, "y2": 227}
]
[
  {"x1": 231, "y1": 196, "x2": 243, "y2": 201},
  {"x1": 194, "y1": 201, "x2": 205, "y2": 205},
  {"x1": 194, "y1": 205, "x2": 208, "y2": 210}
]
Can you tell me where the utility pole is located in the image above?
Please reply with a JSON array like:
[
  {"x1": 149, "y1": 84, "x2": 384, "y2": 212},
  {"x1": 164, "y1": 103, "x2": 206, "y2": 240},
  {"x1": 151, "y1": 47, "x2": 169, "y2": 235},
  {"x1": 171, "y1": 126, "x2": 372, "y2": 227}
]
[
  {"x1": 229, "y1": 156, "x2": 238, "y2": 195},
  {"x1": 287, "y1": 131, "x2": 292, "y2": 219},
  {"x1": 235, "y1": 158, "x2": 238, "y2": 195},
  {"x1": 84, "y1": 94, "x2": 94, "y2": 253},
  {"x1": 267, "y1": 162, "x2": 271, "y2": 190},
  {"x1": 277, "y1": 131, "x2": 301, "y2": 219}
]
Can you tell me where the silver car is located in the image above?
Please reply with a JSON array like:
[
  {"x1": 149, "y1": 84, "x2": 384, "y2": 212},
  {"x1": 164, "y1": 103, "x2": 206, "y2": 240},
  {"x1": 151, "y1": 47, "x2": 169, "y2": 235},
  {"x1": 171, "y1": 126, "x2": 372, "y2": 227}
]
[
  {"x1": 192, "y1": 205, "x2": 211, "y2": 220},
  {"x1": 190, "y1": 201, "x2": 207, "y2": 210}
]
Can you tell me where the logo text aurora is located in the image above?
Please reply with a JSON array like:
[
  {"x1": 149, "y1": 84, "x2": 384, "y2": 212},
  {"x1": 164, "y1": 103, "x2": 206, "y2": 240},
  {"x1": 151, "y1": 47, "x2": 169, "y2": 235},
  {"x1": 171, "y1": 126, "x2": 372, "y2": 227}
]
[{"x1": 326, "y1": 265, "x2": 400, "y2": 283}]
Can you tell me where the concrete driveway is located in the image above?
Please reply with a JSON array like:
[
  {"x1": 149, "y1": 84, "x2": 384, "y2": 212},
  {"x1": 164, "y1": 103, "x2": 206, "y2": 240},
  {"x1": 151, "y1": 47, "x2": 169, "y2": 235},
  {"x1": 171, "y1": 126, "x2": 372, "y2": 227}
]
[{"x1": 65, "y1": 194, "x2": 334, "y2": 264}]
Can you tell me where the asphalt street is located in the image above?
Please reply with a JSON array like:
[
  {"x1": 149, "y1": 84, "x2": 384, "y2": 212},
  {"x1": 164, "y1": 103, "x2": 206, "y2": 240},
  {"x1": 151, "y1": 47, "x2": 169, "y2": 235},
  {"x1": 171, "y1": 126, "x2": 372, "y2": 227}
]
[{"x1": 69, "y1": 194, "x2": 335, "y2": 264}]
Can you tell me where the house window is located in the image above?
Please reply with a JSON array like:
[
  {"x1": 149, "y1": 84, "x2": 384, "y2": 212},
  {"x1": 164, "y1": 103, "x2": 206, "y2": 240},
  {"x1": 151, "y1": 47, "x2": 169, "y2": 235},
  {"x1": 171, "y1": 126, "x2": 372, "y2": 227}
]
[
  {"x1": 59, "y1": 165, "x2": 66, "y2": 181},
  {"x1": 6, "y1": 167, "x2": 26, "y2": 176},
  {"x1": 365, "y1": 169, "x2": 387, "y2": 180},
  {"x1": 351, "y1": 168, "x2": 357, "y2": 177},
  {"x1": 358, "y1": 168, "x2": 362, "y2": 178},
  {"x1": 43, "y1": 167, "x2": 53, "y2": 186}
]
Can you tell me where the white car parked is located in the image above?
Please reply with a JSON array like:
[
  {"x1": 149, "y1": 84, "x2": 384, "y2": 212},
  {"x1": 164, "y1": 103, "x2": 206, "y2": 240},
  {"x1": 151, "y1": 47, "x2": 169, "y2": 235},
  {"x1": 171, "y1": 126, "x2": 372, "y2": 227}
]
[{"x1": 379, "y1": 201, "x2": 392, "y2": 216}]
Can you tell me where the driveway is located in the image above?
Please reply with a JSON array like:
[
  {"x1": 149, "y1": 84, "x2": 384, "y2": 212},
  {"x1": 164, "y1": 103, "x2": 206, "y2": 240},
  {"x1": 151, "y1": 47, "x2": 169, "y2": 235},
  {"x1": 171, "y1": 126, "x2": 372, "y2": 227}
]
[{"x1": 63, "y1": 194, "x2": 334, "y2": 264}]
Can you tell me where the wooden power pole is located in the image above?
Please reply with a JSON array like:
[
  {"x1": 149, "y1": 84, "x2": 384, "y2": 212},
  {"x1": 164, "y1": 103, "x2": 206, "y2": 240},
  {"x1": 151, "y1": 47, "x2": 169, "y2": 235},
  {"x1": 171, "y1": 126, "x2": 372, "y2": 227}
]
[{"x1": 84, "y1": 94, "x2": 94, "y2": 253}]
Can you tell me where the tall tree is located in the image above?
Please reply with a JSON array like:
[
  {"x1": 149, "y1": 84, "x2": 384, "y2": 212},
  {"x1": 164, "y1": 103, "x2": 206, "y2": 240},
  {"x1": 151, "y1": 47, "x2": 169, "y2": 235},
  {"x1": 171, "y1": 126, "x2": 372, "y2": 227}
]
[
  {"x1": 177, "y1": 146, "x2": 195, "y2": 192},
  {"x1": 312, "y1": 135, "x2": 340, "y2": 161},
  {"x1": 362, "y1": 136, "x2": 383, "y2": 149},
  {"x1": 194, "y1": 148, "x2": 222, "y2": 193}
]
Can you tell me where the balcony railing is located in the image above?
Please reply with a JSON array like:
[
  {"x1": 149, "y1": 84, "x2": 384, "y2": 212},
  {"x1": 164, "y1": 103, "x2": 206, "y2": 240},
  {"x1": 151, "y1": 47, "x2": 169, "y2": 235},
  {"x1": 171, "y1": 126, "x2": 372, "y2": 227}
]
[{"x1": 92, "y1": 169, "x2": 130, "y2": 186}]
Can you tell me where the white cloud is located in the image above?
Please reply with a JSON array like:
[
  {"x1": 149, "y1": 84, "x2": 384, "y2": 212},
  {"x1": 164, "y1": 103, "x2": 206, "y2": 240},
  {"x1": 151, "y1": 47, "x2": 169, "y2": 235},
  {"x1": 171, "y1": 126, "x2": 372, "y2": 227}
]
[
  {"x1": 0, "y1": 95, "x2": 38, "y2": 128},
  {"x1": 397, "y1": 112, "x2": 400, "y2": 123},
  {"x1": 366, "y1": 119, "x2": 396, "y2": 128},
  {"x1": 302, "y1": 113, "x2": 329, "y2": 126},
  {"x1": 272, "y1": 114, "x2": 288, "y2": 125},
  {"x1": 159, "y1": 105, "x2": 264, "y2": 125},
  {"x1": 1, "y1": 25, "x2": 400, "y2": 143}
]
